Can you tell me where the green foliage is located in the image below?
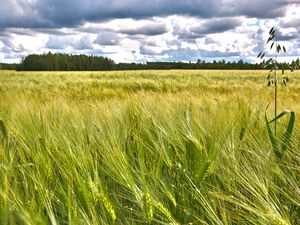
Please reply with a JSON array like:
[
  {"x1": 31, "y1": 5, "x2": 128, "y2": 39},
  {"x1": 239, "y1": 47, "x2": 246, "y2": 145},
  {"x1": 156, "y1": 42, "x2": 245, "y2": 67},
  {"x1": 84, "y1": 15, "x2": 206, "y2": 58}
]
[
  {"x1": 0, "y1": 63, "x2": 18, "y2": 70},
  {"x1": 19, "y1": 52, "x2": 115, "y2": 71}
]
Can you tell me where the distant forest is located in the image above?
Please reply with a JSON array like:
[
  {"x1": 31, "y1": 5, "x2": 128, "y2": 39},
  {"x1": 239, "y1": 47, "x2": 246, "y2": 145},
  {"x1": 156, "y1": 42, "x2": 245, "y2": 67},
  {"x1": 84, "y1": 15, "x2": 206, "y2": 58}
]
[{"x1": 1, "y1": 52, "x2": 299, "y2": 71}]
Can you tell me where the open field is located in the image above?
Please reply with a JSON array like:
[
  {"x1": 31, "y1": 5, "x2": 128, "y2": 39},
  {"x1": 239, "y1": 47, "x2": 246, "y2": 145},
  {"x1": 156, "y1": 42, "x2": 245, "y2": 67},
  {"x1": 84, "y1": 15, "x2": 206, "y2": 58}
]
[{"x1": 0, "y1": 70, "x2": 300, "y2": 224}]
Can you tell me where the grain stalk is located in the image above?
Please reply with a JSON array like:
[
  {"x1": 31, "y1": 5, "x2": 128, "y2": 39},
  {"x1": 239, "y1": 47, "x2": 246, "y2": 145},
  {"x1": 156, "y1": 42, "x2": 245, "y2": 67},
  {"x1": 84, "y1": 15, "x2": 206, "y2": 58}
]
[{"x1": 257, "y1": 26, "x2": 299, "y2": 159}]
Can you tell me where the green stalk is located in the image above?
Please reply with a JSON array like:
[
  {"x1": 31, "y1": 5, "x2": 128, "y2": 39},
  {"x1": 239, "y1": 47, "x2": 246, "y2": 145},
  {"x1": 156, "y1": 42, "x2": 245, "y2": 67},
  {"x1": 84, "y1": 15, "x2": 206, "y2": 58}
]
[
  {"x1": 274, "y1": 30, "x2": 278, "y2": 137},
  {"x1": 274, "y1": 66, "x2": 277, "y2": 137}
]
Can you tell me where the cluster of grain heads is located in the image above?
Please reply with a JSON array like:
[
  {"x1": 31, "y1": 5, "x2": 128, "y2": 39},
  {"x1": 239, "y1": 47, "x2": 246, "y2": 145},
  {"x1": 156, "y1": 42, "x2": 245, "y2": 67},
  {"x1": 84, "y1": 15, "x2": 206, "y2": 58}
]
[
  {"x1": 89, "y1": 181, "x2": 117, "y2": 222},
  {"x1": 142, "y1": 191, "x2": 153, "y2": 222},
  {"x1": 155, "y1": 201, "x2": 177, "y2": 224}
]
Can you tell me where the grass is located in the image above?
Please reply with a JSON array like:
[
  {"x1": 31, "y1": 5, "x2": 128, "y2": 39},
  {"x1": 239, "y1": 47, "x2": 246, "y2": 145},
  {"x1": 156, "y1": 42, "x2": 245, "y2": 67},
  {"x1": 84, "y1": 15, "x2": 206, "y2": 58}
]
[{"x1": 0, "y1": 69, "x2": 300, "y2": 224}]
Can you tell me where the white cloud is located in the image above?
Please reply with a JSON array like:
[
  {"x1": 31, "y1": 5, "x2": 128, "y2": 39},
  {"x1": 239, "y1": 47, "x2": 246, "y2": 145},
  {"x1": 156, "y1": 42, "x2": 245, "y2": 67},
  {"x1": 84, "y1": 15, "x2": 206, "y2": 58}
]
[{"x1": 0, "y1": 2, "x2": 299, "y2": 63}]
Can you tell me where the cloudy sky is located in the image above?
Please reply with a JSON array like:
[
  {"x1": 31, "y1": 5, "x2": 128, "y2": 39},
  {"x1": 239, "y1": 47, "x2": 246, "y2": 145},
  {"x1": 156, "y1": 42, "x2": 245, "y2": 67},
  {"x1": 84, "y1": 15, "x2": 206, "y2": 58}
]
[{"x1": 0, "y1": 0, "x2": 299, "y2": 63}]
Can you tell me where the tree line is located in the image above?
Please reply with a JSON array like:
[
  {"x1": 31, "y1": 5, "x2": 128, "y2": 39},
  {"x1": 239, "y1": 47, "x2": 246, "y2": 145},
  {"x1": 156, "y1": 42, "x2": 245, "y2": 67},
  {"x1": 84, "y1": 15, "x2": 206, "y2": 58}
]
[
  {"x1": 18, "y1": 53, "x2": 115, "y2": 71},
  {"x1": 0, "y1": 52, "x2": 299, "y2": 71},
  {"x1": 0, "y1": 63, "x2": 19, "y2": 70}
]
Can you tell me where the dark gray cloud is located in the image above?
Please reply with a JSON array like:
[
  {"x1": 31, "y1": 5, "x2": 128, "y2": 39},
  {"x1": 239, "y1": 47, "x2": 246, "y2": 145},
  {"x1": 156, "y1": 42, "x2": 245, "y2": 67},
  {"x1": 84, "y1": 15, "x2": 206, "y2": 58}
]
[
  {"x1": 76, "y1": 36, "x2": 94, "y2": 50},
  {"x1": 0, "y1": 36, "x2": 26, "y2": 54},
  {"x1": 43, "y1": 22, "x2": 168, "y2": 38},
  {"x1": 190, "y1": 18, "x2": 243, "y2": 35},
  {"x1": 204, "y1": 37, "x2": 217, "y2": 44},
  {"x1": 0, "y1": 37, "x2": 14, "y2": 49},
  {"x1": 45, "y1": 36, "x2": 75, "y2": 49},
  {"x1": 0, "y1": 0, "x2": 295, "y2": 30},
  {"x1": 247, "y1": 28, "x2": 265, "y2": 54},
  {"x1": 119, "y1": 23, "x2": 168, "y2": 36},
  {"x1": 0, "y1": 0, "x2": 50, "y2": 29},
  {"x1": 0, "y1": 27, "x2": 77, "y2": 38},
  {"x1": 94, "y1": 32, "x2": 120, "y2": 45},
  {"x1": 140, "y1": 45, "x2": 162, "y2": 56},
  {"x1": 45, "y1": 35, "x2": 95, "y2": 50},
  {"x1": 78, "y1": 26, "x2": 111, "y2": 34},
  {"x1": 221, "y1": 0, "x2": 290, "y2": 19},
  {"x1": 0, "y1": 36, "x2": 27, "y2": 53},
  {"x1": 279, "y1": 16, "x2": 300, "y2": 40},
  {"x1": 280, "y1": 16, "x2": 300, "y2": 29},
  {"x1": 37, "y1": 29, "x2": 79, "y2": 36},
  {"x1": 32, "y1": 0, "x2": 219, "y2": 28},
  {"x1": 2, "y1": 52, "x2": 27, "y2": 62},
  {"x1": 45, "y1": 33, "x2": 121, "y2": 50},
  {"x1": 1, "y1": 28, "x2": 36, "y2": 37},
  {"x1": 145, "y1": 40, "x2": 159, "y2": 47},
  {"x1": 174, "y1": 17, "x2": 242, "y2": 40},
  {"x1": 277, "y1": 30, "x2": 299, "y2": 41},
  {"x1": 1, "y1": 46, "x2": 13, "y2": 54}
]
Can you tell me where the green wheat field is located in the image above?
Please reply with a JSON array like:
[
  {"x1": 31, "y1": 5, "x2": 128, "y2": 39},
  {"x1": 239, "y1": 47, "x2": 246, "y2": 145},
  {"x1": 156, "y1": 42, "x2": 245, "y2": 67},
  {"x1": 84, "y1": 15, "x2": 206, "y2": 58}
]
[{"x1": 0, "y1": 70, "x2": 300, "y2": 224}]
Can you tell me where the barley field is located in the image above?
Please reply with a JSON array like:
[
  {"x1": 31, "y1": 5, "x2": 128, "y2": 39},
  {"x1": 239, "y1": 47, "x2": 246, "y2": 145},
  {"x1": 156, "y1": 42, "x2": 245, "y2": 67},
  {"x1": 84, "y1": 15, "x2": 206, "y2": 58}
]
[{"x1": 0, "y1": 70, "x2": 300, "y2": 224}]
